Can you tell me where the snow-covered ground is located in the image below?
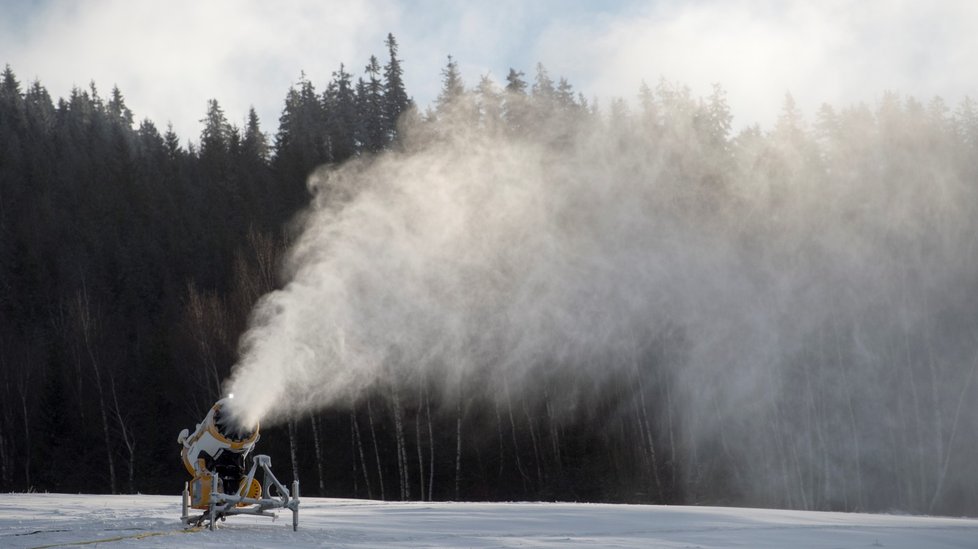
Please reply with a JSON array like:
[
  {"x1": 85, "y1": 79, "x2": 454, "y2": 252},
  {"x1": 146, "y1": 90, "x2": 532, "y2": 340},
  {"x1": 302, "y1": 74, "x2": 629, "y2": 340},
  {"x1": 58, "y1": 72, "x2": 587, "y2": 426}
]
[{"x1": 2, "y1": 494, "x2": 977, "y2": 548}]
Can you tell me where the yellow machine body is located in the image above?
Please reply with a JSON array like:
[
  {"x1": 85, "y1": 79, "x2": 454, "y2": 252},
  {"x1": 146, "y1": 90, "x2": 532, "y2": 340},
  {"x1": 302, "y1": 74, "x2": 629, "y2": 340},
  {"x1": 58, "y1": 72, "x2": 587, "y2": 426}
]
[{"x1": 178, "y1": 398, "x2": 262, "y2": 509}]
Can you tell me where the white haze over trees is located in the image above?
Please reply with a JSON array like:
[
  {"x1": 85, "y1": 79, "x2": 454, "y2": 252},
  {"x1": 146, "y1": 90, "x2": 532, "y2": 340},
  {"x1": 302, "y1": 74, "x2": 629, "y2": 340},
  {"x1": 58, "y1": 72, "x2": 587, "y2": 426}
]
[{"x1": 226, "y1": 70, "x2": 978, "y2": 515}]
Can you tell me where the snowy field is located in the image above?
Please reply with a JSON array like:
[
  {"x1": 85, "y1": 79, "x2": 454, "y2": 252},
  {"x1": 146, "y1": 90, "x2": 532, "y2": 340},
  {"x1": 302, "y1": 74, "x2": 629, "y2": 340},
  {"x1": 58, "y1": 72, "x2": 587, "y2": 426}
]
[{"x1": 2, "y1": 494, "x2": 978, "y2": 548}]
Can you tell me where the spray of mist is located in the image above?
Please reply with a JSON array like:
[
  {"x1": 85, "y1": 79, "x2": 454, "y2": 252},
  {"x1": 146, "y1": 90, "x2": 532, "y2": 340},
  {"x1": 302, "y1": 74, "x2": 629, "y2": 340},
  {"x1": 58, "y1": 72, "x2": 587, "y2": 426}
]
[{"x1": 225, "y1": 87, "x2": 978, "y2": 512}]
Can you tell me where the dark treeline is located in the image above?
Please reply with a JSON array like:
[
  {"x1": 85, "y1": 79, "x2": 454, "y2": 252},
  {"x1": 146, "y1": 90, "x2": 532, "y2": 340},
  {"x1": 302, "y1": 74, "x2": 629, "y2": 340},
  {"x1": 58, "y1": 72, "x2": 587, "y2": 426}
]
[
  {"x1": 0, "y1": 34, "x2": 411, "y2": 496},
  {"x1": 3, "y1": 35, "x2": 978, "y2": 518}
]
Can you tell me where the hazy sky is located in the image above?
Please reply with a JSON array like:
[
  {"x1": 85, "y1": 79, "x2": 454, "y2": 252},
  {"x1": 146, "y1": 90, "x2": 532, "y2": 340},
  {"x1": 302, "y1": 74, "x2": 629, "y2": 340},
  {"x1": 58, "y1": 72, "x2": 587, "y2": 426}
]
[{"x1": 2, "y1": 0, "x2": 975, "y2": 142}]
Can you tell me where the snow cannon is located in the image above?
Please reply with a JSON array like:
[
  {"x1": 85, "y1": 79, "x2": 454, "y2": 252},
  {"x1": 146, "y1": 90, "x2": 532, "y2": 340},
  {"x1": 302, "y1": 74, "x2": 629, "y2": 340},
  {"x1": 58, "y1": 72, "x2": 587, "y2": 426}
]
[
  {"x1": 178, "y1": 396, "x2": 299, "y2": 531},
  {"x1": 178, "y1": 398, "x2": 261, "y2": 507}
]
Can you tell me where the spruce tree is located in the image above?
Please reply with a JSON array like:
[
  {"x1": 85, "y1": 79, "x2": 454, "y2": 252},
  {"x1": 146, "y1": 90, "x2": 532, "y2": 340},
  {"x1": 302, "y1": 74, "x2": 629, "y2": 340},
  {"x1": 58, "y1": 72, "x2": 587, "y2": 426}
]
[
  {"x1": 531, "y1": 63, "x2": 555, "y2": 102},
  {"x1": 324, "y1": 64, "x2": 358, "y2": 163},
  {"x1": 503, "y1": 68, "x2": 528, "y2": 134},
  {"x1": 107, "y1": 85, "x2": 133, "y2": 128},
  {"x1": 704, "y1": 83, "x2": 732, "y2": 149},
  {"x1": 505, "y1": 68, "x2": 526, "y2": 94},
  {"x1": 435, "y1": 55, "x2": 464, "y2": 113},
  {"x1": 274, "y1": 73, "x2": 327, "y2": 219},
  {"x1": 243, "y1": 107, "x2": 269, "y2": 163},
  {"x1": 163, "y1": 123, "x2": 183, "y2": 161},
  {"x1": 361, "y1": 55, "x2": 386, "y2": 153},
  {"x1": 199, "y1": 98, "x2": 231, "y2": 179},
  {"x1": 24, "y1": 81, "x2": 55, "y2": 132},
  {"x1": 383, "y1": 33, "x2": 411, "y2": 143},
  {"x1": 476, "y1": 74, "x2": 503, "y2": 130},
  {"x1": 555, "y1": 78, "x2": 577, "y2": 112}
]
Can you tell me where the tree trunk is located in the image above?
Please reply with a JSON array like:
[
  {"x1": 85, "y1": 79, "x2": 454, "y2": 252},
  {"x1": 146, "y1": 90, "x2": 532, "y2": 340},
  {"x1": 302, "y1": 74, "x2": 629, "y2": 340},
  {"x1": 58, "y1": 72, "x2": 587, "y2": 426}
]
[
  {"x1": 802, "y1": 354, "x2": 826, "y2": 510},
  {"x1": 19, "y1": 383, "x2": 30, "y2": 490},
  {"x1": 454, "y1": 393, "x2": 462, "y2": 500},
  {"x1": 544, "y1": 387, "x2": 562, "y2": 475},
  {"x1": 92, "y1": 368, "x2": 116, "y2": 494},
  {"x1": 505, "y1": 378, "x2": 528, "y2": 493},
  {"x1": 1, "y1": 364, "x2": 15, "y2": 489},
  {"x1": 390, "y1": 387, "x2": 410, "y2": 500},
  {"x1": 310, "y1": 414, "x2": 326, "y2": 495},
  {"x1": 185, "y1": 282, "x2": 225, "y2": 401},
  {"x1": 351, "y1": 426, "x2": 359, "y2": 498},
  {"x1": 0, "y1": 398, "x2": 7, "y2": 489},
  {"x1": 923, "y1": 322, "x2": 945, "y2": 503},
  {"x1": 662, "y1": 370, "x2": 677, "y2": 489},
  {"x1": 928, "y1": 345, "x2": 978, "y2": 512},
  {"x1": 366, "y1": 399, "x2": 386, "y2": 500},
  {"x1": 834, "y1": 322, "x2": 864, "y2": 510},
  {"x1": 494, "y1": 400, "x2": 506, "y2": 479},
  {"x1": 108, "y1": 371, "x2": 136, "y2": 493},
  {"x1": 75, "y1": 290, "x2": 117, "y2": 495},
  {"x1": 762, "y1": 360, "x2": 792, "y2": 508},
  {"x1": 633, "y1": 360, "x2": 661, "y2": 496},
  {"x1": 902, "y1": 322, "x2": 925, "y2": 509},
  {"x1": 54, "y1": 300, "x2": 86, "y2": 422},
  {"x1": 426, "y1": 387, "x2": 434, "y2": 500},
  {"x1": 288, "y1": 417, "x2": 300, "y2": 483},
  {"x1": 415, "y1": 382, "x2": 425, "y2": 501},
  {"x1": 351, "y1": 410, "x2": 372, "y2": 499},
  {"x1": 521, "y1": 397, "x2": 543, "y2": 485}
]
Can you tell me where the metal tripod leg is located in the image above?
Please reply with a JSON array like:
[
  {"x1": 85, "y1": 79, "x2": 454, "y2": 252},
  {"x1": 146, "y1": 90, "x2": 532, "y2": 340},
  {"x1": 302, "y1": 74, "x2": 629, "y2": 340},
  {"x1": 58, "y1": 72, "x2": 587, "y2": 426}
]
[
  {"x1": 181, "y1": 482, "x2": 189, "y2": 523},
  {"x1": 292, "y1": 480, "x2": 300, "y2": 531},
  {"x1": 208, "y1": 474, "x2": 218, "y2": 531}
]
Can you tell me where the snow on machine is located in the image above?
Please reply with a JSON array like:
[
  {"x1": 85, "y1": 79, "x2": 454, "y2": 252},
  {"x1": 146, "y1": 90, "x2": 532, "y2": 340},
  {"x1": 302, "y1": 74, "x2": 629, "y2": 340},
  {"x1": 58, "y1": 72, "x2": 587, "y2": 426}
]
[{"x1": 177, "y1": 396, "x2": 299, "y2": 530}]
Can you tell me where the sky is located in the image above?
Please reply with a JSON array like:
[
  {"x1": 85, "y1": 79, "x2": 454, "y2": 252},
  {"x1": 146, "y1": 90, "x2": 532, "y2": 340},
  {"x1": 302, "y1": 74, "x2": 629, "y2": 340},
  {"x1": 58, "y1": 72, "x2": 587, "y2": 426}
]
[{"x1": 2, "y1": 0, "x2": 976, "y2": 142}]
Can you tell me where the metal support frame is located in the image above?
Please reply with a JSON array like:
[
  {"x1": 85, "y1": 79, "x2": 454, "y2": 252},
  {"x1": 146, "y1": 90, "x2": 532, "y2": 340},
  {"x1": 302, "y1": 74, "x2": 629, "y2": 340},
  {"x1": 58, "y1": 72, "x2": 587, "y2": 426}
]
[{"x1": 182, "y1": 454, "x2": 300, "y2": 531}]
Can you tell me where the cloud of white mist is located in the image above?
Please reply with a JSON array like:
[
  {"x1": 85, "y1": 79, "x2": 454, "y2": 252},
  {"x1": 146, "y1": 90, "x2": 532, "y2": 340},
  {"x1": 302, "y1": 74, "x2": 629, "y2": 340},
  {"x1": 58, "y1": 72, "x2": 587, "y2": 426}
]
[
  {"x1": 225, "y1": 88, "x2": 978, "y2": 511},
  {"x1": 224, "y1": 90, "x2": 977, "y2": 426},
  {"x1": 533, "y1": 0, "x2": 978, "y2": 127}
]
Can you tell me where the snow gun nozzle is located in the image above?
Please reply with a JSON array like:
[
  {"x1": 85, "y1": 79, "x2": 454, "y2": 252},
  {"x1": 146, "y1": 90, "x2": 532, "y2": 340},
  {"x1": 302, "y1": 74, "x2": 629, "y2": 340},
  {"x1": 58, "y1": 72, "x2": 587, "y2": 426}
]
[{"x1": 214, "y1": 398, "x2": 259, "y2": 441}]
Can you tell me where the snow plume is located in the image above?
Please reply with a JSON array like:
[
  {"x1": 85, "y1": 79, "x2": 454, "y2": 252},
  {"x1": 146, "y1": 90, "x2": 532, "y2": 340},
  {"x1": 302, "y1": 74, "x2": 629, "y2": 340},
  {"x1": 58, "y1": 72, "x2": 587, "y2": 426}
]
[{"x1": 226, "y1": 89, "x2": 978, "y2": 512}]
